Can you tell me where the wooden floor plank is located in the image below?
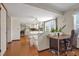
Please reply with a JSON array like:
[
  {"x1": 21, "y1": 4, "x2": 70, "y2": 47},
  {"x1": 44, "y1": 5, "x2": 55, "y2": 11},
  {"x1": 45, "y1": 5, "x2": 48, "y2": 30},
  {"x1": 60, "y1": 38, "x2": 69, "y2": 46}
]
[{"x1": 4, "y1": 36, "x2": 79, "y2": 56}]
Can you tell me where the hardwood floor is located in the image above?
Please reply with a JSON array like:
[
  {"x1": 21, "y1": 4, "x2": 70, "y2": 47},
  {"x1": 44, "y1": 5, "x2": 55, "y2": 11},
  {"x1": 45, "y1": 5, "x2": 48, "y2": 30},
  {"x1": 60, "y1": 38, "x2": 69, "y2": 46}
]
[
  {"x1": 4, "y1": 36, "x2": 79, "y2": 56},
  {"x1": 4, "y1": 36, "x2": 53, "y2": 56}
]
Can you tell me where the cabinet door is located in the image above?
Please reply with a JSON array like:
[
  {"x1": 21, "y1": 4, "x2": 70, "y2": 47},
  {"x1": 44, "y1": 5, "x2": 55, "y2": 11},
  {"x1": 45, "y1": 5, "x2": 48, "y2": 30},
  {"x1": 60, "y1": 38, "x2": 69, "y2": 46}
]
[{"x1": 1, "y1": 5, "x2": 6, "y2": 56}]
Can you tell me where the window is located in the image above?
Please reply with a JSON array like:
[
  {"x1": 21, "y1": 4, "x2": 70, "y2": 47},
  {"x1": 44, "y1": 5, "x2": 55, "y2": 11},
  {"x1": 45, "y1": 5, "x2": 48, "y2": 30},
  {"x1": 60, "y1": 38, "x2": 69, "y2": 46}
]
[
  {"x1": 74, "y1": 14, "x2": 79, "y2": 34},
  {"x1": 45, "y1": 19, "x2": 56, "y2": 32}
]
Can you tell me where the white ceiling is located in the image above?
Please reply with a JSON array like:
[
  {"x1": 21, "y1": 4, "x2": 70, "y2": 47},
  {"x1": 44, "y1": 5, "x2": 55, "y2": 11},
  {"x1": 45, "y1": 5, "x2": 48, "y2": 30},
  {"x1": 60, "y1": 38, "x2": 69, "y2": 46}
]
[
  {"x1": 27, "y1": 3, "x2": 78, "y2": 13},
  {"x1": 4, "y1": 3, "x2": 58, "y2": 22},
  {"x1": 48, "y1": 3, "x2": 77, "y2": 12},
  {"x1": 4, "y1": 3, "x2": 78, "y2": 24}
]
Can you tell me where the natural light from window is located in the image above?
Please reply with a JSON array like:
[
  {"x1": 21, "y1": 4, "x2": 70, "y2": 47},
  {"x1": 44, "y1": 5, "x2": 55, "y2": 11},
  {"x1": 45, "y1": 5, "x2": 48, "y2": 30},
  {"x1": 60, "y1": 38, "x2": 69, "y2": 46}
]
[{"x1": 38, "y1": 17, "x2": 55, "y2": 21}]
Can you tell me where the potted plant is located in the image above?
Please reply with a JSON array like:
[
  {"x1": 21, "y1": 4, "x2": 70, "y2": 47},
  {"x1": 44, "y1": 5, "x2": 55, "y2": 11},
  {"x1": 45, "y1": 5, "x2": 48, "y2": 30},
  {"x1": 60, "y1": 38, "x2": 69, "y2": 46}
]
[
  {"x1": 50, "y1": 24, "x2": 66, "y2": 36},
  {"x1": 51, "y1": 28, "x2": 62, "y2": 36}
]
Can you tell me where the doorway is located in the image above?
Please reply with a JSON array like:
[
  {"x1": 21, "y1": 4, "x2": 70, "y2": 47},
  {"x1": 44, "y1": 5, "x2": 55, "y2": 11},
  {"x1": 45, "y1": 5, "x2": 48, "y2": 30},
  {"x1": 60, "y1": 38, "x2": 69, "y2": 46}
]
[{"x1": 20, "y1": 24, "x2": 26, "y2": 37}]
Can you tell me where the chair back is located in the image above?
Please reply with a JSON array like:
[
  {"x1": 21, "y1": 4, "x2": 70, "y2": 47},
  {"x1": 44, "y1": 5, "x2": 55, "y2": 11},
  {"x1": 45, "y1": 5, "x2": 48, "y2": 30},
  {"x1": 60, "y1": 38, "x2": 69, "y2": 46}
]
[{"x1": 70, "y1": 30, "x2": 78, "y2": 47}]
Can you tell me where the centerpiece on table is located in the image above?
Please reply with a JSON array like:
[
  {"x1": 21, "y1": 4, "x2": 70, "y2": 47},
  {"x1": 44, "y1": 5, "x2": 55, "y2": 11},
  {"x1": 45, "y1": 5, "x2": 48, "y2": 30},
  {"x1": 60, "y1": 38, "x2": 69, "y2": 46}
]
[{"x1": 50, "y1": 24, "x2": 66, "y2": 36}]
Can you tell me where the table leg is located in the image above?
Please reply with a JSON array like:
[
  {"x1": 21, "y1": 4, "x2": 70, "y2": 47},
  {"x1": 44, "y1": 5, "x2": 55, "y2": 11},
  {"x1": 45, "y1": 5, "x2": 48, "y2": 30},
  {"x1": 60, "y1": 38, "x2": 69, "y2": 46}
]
[{"x1": 58, "y1": 39, "x2": 60, "y2": 56}]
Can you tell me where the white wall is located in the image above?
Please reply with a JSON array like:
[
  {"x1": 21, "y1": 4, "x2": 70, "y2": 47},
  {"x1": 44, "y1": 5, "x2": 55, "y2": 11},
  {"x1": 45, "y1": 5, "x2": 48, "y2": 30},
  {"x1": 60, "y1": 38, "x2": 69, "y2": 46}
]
[
  {"x1": 6, "y1": 15, "x2": 12, "y2": 42},
  {"x1": 10, "y1": 17, "x2": 35, "y2": 41},
  {"x1": 57, "y1": 15, "x2": 68, "y2": 34},
  {"x1": 57, "y1": 4, "x2": 79, "y2": 35},
  {"x1": 58, "y1": 15, "x2": 64, "y2": 29},
  {"x1": 63, "y1": 11, "x2": 74, "y2": 34},
  {"x1": 62, "y1": 4, "x2": 79, "y2": 34},
  {"x1": 57, "y1": 12, "x2": 74, "y2": 35},
  {"x1": 1, "y1": 4, "x2": 6, "y2": 55},
  {"x1": 11, "y1": 17, "x2": 20, "y2": 40}
]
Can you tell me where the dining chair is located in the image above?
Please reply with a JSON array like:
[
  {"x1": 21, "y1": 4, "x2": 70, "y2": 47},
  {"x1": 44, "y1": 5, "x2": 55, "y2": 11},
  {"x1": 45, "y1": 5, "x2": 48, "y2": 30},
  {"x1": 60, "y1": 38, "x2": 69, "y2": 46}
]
[{"x1": 64, "y1": 30, "x2": 78, "y2": 56}]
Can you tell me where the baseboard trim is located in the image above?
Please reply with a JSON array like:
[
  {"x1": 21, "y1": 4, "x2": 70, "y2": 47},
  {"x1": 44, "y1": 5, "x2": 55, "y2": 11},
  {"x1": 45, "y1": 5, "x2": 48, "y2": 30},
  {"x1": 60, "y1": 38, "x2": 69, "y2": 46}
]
[
  {"x1": 8, "y1": 42, "x2": 12, "y2": 44},
  {"x1": 38, "y1": 48, "x2": 50, "y2": 52},
  {"x1": 7, "y1": 39, "x2": 20, "y2": 44},
  {"x1": 12, "y1": 39, "x2": 20, "y2": 41}
]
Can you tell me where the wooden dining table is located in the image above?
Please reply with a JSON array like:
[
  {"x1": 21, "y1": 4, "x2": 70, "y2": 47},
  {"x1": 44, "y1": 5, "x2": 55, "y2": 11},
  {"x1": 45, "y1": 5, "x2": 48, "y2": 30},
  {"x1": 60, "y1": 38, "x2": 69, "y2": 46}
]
[{"x1": 47, "y1": 34, "x2": 70, "y2": 55}]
